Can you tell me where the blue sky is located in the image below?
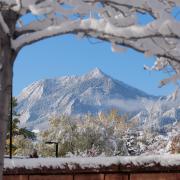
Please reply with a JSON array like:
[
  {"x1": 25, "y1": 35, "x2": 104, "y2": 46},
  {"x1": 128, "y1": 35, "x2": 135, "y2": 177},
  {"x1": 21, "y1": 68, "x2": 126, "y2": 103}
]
[{"x1": 13, "y1": 34, "x2": 174, "y2": 96}]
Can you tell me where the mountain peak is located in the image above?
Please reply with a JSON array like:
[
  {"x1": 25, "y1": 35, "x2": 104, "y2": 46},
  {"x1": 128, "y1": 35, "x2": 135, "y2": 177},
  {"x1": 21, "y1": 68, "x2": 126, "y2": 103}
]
[{"x1": 86, "y1": 68, "x2": 105, "y2": 78}]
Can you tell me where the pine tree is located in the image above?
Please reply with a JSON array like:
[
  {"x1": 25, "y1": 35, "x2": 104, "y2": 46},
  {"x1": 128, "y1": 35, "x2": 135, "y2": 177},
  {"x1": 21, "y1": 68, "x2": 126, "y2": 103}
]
[{"x1": 5, "y1": 97, "x2": 35, "y2": 156}]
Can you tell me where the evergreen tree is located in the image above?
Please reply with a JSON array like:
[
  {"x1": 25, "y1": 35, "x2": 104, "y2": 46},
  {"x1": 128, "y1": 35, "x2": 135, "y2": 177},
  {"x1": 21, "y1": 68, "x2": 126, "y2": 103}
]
[{"x1": 5, "y1": 97, "x2": 35, "y2": 156}]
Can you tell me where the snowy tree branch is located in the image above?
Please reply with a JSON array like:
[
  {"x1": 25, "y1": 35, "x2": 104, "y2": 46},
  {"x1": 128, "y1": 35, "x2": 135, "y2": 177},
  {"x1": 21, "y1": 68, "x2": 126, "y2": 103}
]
[{"x1": 1, "y1": 0, "x2": 180, "y2": 88}]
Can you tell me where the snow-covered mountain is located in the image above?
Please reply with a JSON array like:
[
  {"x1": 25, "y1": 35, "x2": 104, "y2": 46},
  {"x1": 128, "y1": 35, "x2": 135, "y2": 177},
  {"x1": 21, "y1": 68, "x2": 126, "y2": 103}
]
[
  {"x1": 130, "y1": 96, "x2": 180, "y2": 133},
  {"x1": 16, "y1": 68, "x2": 156, "y2": 130}
]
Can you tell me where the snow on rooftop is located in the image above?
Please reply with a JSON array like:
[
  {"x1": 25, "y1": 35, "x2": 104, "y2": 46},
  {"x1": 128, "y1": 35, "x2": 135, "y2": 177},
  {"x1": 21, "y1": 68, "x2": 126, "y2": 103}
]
[{"x1": 4, "y1": 155, "x2": 180, "y2": 172}]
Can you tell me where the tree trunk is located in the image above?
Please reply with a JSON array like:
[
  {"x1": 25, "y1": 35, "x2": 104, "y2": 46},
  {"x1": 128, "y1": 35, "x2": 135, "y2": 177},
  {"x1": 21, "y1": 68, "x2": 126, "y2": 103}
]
[{"x1": 0, "y1": 26, "x2": 16, "y2": 180}]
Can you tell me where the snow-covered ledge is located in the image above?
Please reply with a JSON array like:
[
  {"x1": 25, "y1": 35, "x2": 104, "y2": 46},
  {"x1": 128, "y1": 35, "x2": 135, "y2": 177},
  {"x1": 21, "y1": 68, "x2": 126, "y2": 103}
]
[{"x1": 3, "y1": 155, "x2": 180, "y2": 175}]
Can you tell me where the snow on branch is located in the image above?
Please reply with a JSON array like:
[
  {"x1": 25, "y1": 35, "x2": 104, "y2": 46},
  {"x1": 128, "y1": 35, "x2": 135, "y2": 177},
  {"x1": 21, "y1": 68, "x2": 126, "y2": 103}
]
[
  {"x1": 6, "y1": 0, "x2": 180, "y2": 88},
  {"x1": 11, "y1": 20, "x2": 80, "y2": 50}
]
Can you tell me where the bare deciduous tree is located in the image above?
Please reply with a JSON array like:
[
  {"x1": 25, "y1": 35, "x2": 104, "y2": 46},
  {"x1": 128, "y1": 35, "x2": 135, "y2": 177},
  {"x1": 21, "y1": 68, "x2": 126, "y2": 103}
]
[{"x1": 0, "y1": 0, "x2": 180, "y2": 179}]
